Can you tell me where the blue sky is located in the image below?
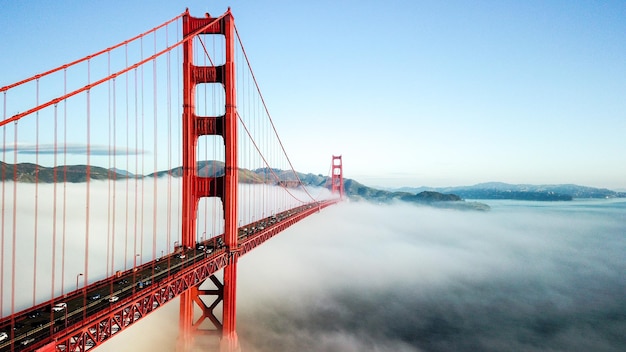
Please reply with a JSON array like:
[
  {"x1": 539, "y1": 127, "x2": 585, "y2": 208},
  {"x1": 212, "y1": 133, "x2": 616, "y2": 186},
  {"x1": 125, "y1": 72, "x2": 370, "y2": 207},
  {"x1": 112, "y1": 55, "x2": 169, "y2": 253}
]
[{"x1": 1, "y1": 0, "x2": 625, "y2": 189}]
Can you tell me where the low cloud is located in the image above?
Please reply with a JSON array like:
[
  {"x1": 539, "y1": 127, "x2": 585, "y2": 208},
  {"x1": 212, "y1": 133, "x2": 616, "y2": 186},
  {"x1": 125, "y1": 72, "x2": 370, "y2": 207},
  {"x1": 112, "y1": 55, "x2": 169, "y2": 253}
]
[
  {"x1": 235, "y1": 201, "x2": 626, "y2": 352},
  {"x1": 1, "y1": 143, "x2": 145, "y2": 156},
  {"x1": 4, "y1": 187, "x2": 625, "y2": 351}
]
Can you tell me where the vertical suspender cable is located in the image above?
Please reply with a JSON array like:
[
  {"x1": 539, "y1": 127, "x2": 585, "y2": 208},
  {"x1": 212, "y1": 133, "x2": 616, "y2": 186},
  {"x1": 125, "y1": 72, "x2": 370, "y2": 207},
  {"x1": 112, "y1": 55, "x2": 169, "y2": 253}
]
[
  {"x1": 242, "y1": 46, "x2": 250, "y2": 225},
  {"x1": 138, "y1": 38, "x2": 146, "y2": 264},
  {"x1": 153, "y1": 30, "x2": 158, "y2": 261},
  {"x1": 166, "y1": 24, "x2": 172, "y2": 259},
  {"x1": 258, "y1": 63, "x2": 265, "y2": 217},
  {"x1": 201, "y1": 35, "x2": 206, "y2": 237},
  {"x1": 236, "y1": 43, "x2": 243, "y2": 223},
  {"x1": 132, "y1": 66, "x2": 138, "y2": 271},
  {"x1": 208, "y1": 35, "x2": 213, "y2": 242},
  {"x1": 33, "y1": 79, "x2": 40, "y2": 306},
  {"x1": 1, "y1": 93, "x2": 5, "y2": 316},
  {"x1": 84, "y1": 58, "x2": 92, "y2": 308},
  {"x1": 213, "y1": 36, "x2": 218, "y2": 239},
  {"x1": 241, "y1": 44, "x2": 248, "y2": 220},
  {"x1": 176, "y1": 18, "x2": 182, "y2": 252},
  {"x1": 124, "y1": 43, "x2": 130, "y2": 275},
  {"x1": 140, "y1": 36, "x2": 145, "y2": 262},
  {"x1": 201, "y1": 37, "x2": 207, "y2": 242},
  {"x1": 62, "y1": 68, "x2": 68, "y2": 294},
  {"x1": 112, "y1": 73, "x2": 118, "y2": 277},
  {"x1": 107, "y1": 52, "x2": 112, "y2": 278},
  {"x1": 207, "y1": 38, "x2": 211, "y2": 242},
  {"x1": 240, "y1": 46, "x2": 247, "y2": 223},
  {"x1": 51, "y1": 103, "x2": 58, "y2": 306},
  {"x1": 11, "y1": 122, "x2": 17, "y2": 319}
]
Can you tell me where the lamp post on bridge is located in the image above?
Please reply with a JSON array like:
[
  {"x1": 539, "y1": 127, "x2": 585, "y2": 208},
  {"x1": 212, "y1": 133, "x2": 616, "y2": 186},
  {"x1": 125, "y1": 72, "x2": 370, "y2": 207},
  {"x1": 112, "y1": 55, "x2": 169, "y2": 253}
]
[
  {"x1": 132, "y1": 253, "x2": 141, "y2": 294},
  {"x1": 133, "y1": 254, "x2": 140, "y2": 272},
  {"x1": 76, "y1": 273, "x2": 83, "y2": 291}
]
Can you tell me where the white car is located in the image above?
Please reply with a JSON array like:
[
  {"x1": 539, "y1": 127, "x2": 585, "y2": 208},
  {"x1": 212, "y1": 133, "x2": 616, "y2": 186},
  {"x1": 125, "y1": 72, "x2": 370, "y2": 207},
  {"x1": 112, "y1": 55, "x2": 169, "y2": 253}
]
[
  {"x1": 52, "y1": 303, "x2": 67, "y2": 312},
  {"x1": 0, "y1": 332, "x2": 8, "y2": 342},
  {"x1": 21, "y1": 338, "x2": 35, "y2": 346},
  {"x1": 108, "y1": 296, "x2": 119, "y2": 303}
]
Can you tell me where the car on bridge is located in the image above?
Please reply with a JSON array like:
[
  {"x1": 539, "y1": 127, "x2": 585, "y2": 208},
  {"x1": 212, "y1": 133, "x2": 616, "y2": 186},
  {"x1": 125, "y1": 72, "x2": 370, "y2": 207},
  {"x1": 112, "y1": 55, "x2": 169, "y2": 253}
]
[
  {"x1": 27, "y1": 311, "x2": 41, "y2": 319},
  {"x1": 52, "y1": 302, "x2": 67, "y2": 312},
  {"x1": 89, "y1": 294, "x2": 101, "y2": 301},
  {"x1": 21, "y1": 338, "x2": 35, "y2": 346},
  {"x1": 108, "y1": 296, "x2": 119, "y2": 303},
  {"x1": 0, "y1": 332, "x2": 8, "y2": 342},
  {"x1": 137, "y1": 279, "x2": 152, "y2": 289}
]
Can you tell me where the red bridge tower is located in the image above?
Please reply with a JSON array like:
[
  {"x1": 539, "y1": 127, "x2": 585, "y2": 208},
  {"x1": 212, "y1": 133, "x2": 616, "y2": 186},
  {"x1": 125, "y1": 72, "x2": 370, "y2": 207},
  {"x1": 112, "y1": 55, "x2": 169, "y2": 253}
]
[
  {"x1": 179, "y1": 8, "x2": 239, "y2": 351},
  {"x1": 331, "y1": 155, "x2": 344, "y2": 198}
]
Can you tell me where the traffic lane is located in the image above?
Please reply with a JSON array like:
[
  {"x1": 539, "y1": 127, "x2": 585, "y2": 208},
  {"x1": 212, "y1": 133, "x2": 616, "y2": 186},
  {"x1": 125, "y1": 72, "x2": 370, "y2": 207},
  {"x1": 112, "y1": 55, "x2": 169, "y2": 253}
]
[
  {"x1": 1, "y1": 246, "x2": 225, "y2": 349},
  {"x1": 0, "y1": 255, "x2": 189, "y2": 350}
]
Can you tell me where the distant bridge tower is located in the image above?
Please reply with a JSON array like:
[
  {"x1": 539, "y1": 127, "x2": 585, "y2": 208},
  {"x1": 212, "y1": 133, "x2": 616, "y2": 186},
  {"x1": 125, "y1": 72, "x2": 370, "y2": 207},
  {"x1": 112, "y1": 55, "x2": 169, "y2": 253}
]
[
  {"x1": 179, "y1": 8, "x2": 240, "y2": 352},
  {"x1": 331, "y1": 155, "x2": 344, "y2": 198}
]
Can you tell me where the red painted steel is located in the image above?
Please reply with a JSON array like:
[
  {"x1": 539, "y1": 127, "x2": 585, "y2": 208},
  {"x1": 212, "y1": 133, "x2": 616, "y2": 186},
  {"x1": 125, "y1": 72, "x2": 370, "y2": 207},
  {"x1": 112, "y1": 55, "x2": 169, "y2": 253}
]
[
  {"x1": 180, "y1": 8, "x2": 239, "y2": 351},
  {"x1": 177, "y1": 291, "x2": 194, "y2": 350},
  {"x1": 51, "y1": 251, "x2": 231, "y2": 352},
  {"x1": 331, "y1": 155, "x2": 344, "y2": 197},
  {"x1": 221, "y1": 10, "x2": 240, "y2": 351},
  {"x1": 35, "y1": 342, "x2": 55, "y2": 352}
]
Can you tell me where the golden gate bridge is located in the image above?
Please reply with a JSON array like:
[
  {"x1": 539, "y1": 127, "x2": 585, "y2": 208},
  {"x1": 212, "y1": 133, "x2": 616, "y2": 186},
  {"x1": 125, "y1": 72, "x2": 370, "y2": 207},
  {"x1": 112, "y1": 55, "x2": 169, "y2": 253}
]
[{"x1": 0, "y1": 8, "x2": 343, "y2": 352}]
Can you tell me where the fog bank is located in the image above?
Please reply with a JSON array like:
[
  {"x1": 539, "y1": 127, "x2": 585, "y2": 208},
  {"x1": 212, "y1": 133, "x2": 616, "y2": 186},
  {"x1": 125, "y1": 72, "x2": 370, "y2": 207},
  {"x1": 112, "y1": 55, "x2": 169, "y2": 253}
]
[
  {"x1": 235, "y1": 200, "x2": 626, "y2": 352},
  {"x1": 92, "y1": 199, "x2": 626, "y2": 351}
]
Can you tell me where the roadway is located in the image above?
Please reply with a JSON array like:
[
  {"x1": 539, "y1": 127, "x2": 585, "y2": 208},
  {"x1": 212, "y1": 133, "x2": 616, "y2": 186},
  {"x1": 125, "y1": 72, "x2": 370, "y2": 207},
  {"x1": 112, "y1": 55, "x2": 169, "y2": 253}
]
[{"x1": 0, "y1": 238, "x2": 207, "y2": 351}]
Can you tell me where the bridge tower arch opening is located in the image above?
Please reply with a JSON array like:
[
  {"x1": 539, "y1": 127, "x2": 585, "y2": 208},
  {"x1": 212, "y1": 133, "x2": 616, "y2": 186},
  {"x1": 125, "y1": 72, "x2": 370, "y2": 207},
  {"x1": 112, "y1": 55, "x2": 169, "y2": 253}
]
[{"x1": 180, "y1": 8, "x2": 239, "y2": 352}]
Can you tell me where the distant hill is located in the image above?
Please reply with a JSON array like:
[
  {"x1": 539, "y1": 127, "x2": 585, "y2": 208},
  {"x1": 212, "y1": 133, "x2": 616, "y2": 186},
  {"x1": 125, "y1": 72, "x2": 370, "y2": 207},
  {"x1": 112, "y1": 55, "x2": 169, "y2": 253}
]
[
  {"x1": 0, "y1": 161, "x2": 126, "y2": 183},
  {"x1": 109, "y1": 168, "x2": 135, "y2": 177},
  {"x1": 0, "y1": 161, "x2": 490, "y2": 211},
  {"x1": 147, "y1": 160, "x2": 268, "y2": 184},
  {"x1": 343, "y1": 179, "x2": 490, "y2": 211},
  {"x1": 393, "y1": 182, "x2": 626, "y2": 200}
]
